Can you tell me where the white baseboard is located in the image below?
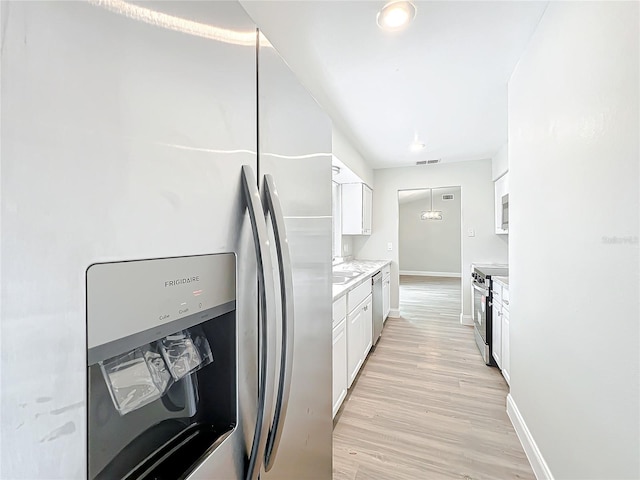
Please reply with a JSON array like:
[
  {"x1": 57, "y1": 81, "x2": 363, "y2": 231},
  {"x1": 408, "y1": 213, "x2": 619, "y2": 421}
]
[
  {"x1": 399, "y1": 270, "x2": 461, "y2": 278},
  {"x1": 460, "y1": 314, "x2": 473, "y2": 326},
  {"x1": 388, "y1": 308, "x2": 400, "y2": 318},
  {"x1": 506, "y1": 394, "x2": 554, "y2": 480}
]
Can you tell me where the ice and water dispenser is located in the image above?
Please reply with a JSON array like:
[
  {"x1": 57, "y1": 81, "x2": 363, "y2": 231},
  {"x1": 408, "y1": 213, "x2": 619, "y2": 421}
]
[{"x1": 86, "y1": 254, "x2": 237, "y2": 479}]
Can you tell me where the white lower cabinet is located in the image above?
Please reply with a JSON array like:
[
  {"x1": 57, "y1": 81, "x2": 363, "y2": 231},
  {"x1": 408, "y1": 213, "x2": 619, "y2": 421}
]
[
  {"x1": 332, "y1": 295, "x2": 348, "y2": 416},
  {"x1": 502, "y1": 308, "x2": 510, "y2": 385},
  {"x1": 347, "y1": 302, "x2": 363, "y2": 387},
  {"x1": 382, "y1": 280, "x2": 390, "y2": 321},
  {"x1": 361, "y1": 295, "x2": 373, "y2": 359},
  {"x1": 346, "y1": 283, "x2": 372, "y2": 388},
  {"x1": 492, "y1": 279, "x2": 510, "y2": 385},
  {"x1": 382, "y1": 266, "x2": 390, "y2": 321},
  {"x1": 332, "y1": 318, "x2": 347, "y2": 418},
  {"x1": 334, "y1": 276, "x2": 376, "y2": 416},
  {"x1": 492, "y1": 302, "x2": 502, "y2": 368}
]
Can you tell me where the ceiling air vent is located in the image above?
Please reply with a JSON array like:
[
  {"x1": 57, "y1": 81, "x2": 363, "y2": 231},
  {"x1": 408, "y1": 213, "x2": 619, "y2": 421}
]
[
  {"x1": 442, "y1": 194, "x2": 454, "y2": 201},
  {"x1": 416, "y1": 159, "x2": 441, "y2": 166}
]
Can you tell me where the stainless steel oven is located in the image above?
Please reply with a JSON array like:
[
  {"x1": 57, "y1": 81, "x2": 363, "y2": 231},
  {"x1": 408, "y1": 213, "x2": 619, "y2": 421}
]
[
  {"x1": 472, "y1": 280, "x2": 489, "y2": 363},
  {"x1": 471, "y1": 265, "x2": 508, "y2": 366}
]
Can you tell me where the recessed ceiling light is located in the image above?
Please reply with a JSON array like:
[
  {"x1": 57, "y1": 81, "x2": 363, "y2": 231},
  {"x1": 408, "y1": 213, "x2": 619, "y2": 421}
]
[
  {"x1": 377, "y1": 1, "x2": 417, "y2": 31},
  {"x1": 410, "y1": 142, "x2": 426, "y2": 152}
]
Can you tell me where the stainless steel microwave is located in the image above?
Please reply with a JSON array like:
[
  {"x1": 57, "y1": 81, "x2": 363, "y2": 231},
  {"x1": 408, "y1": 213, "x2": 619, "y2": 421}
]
[{"x1": 501, "y1": 194, "x2": 509, "y2": 231}]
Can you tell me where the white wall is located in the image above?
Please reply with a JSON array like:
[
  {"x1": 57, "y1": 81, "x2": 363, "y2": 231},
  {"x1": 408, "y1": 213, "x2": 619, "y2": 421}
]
[
  {"x1": 340, "y1": 234, "x2": 354, "y2": 257},
  {"x1": 332, "y1": 125, "x2": 374, "y2": 188},
  {"x1": 508, "y1": 2, "x2": 639, "y2": 479},
  {"x1": 399, "y1": 188, "x2": 461, "y2": 275},
  {"x1": 492, "y1": 142, "x2": 508, "y2": 181},
  {"x1": 354, "y1": 159, "x2": 507, "y2": 320}
]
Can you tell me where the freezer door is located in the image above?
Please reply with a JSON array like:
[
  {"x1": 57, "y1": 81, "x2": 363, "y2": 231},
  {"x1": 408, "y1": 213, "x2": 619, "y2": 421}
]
[
  {"x1": 256, "y1": 39, "x2": 332, "y2": 219},
  {"x1": 1, "y1": 1, "x2": 259, "y2": 478},
  {"x1": 256, "y1": 36, "x2": 333, "y2": 478}
]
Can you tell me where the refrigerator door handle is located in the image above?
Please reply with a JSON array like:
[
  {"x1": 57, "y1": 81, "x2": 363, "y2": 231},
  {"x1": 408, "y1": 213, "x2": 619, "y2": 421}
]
[
  {"x1": 241, "y1": 165, "x2": 277, "y2": 480},
  {"x1": 262, "y1": 173, "x2": 295, "y2": 471}
]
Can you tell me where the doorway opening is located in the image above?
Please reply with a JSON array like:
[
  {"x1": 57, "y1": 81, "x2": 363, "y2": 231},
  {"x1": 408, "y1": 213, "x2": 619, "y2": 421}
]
[{"x1": 397, "y1": 187, "x2": 463, "y2": 320}]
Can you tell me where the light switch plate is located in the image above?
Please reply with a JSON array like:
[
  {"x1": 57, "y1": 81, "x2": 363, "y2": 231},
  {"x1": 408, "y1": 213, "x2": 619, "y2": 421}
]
[
  {"x1": 468, "y1": 228, "x2": 476, "y2": 237},
  {"x1": 387, "y1": 242, "x2": 393, "y2": 251}
]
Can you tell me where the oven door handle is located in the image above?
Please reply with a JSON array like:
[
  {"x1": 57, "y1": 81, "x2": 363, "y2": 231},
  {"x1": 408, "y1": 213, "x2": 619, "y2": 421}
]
[
  {"x1": 242, "y1": 165, "x2": 277, "y2": 480},
  {"x1": 472, "y1": 282, "x2": 489, "y2": 296}
]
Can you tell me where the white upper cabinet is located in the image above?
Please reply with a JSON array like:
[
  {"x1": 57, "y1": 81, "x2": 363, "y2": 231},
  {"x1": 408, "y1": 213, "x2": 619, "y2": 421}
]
[
  {"x1": 495, "y1": 172, "x2": 509, "y2": 235},
  {"x1": 342, "y1": 183, "x2": 372, "y2": 235}
]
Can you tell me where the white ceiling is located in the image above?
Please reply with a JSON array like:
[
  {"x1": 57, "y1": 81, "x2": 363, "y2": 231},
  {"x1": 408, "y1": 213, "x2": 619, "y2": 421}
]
[{"x1": 241, "y1": 1, "x2": 548, "y2": 169}]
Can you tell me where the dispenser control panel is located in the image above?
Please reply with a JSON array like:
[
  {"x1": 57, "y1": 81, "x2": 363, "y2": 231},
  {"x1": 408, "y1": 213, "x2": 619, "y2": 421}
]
[{"x1": 87, "y1": 253, "x2": 236, "y2": 357}]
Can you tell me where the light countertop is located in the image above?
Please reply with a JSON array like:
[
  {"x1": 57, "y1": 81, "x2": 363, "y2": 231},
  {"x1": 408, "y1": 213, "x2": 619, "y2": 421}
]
[
  {"x1": 332, "y1": 259, "x2": 391, "y2": 301},
  {"x1": 492, "y1": 275, "x2": 509, "y2": 286}
]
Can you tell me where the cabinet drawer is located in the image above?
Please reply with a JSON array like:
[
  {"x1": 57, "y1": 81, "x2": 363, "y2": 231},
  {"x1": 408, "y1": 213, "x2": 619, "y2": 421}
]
[
  {"x1": 502, "y1": 286, "x2": 510, "y2": 311},
  {"x1": 382, "y1": 264, "x2": 390, "y2": 279},
  {"x1": 348, "y1": 280, "x2": 372, "y2": 313},
  {"x1": 492, "y1": 282, "x2": 503, "y2": 305},
  {"x1": 332, "y1": 295, "x2": 347, "y2": 326}
]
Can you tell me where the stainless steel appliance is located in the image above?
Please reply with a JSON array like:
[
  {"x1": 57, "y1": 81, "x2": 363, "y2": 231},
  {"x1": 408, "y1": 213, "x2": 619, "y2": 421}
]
[
  {"x1": 501, "y1": 193, "x2": 509, "y2": 231},
  {"x1": 87, "y1": 254, "x2": 238, "y2": 480},
  {"x1": 1, "y1": 2, "x2": 331, "y2": 479},
  {"x1": 371, "y1": 271, "x2": 383, "y2": 346},
  {"x1": 471, "y1": 265, "x2": 508, "y2": 366}
]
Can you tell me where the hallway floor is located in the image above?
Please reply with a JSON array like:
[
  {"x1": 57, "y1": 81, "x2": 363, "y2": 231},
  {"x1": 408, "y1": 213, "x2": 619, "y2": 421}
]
[{"x1": 332, "y1": 276, "x2": 534, "y2": 480}]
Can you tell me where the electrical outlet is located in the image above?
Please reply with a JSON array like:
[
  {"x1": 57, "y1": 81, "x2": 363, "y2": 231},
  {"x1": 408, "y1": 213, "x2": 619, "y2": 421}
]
[
  {"x1": 387, "y1": 242, "x2": 393, "y2": 251},
  {"x1": 343, "y1": 244, "x2": 349, "y2": 253}
]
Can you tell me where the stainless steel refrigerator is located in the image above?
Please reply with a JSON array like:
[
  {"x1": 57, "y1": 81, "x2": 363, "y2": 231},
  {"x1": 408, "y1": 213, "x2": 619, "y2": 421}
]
[{"x1": 0, "y1": 1, "x2": 332, "y2": 478}]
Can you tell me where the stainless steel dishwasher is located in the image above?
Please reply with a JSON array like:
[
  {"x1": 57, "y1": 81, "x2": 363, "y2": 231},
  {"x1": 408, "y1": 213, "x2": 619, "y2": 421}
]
[{"x1": 371, "y1": 271, "x2": 383, "y2": 346}]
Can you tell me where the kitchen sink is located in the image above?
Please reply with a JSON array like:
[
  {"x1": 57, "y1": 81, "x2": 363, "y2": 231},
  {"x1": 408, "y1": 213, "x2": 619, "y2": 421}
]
[{"x1": 332, "y1": 271, "x2": 362, "y2": 285}]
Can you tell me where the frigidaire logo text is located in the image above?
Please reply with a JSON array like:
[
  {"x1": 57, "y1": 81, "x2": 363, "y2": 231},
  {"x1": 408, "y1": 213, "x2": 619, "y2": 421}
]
[{"x1": 165, "y1": 276, "x2": 200, "y2": 287}]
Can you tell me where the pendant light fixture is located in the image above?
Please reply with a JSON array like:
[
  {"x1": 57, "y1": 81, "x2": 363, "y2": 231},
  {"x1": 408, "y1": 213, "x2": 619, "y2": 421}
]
[{"x1": 421, "y1": 188, "x2": 443, "y2": 220}]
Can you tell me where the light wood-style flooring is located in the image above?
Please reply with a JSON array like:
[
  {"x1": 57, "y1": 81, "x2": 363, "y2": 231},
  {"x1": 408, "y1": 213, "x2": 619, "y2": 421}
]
[{"x1": 333, "y1": 276, "x2": 534, "y2": 480}]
